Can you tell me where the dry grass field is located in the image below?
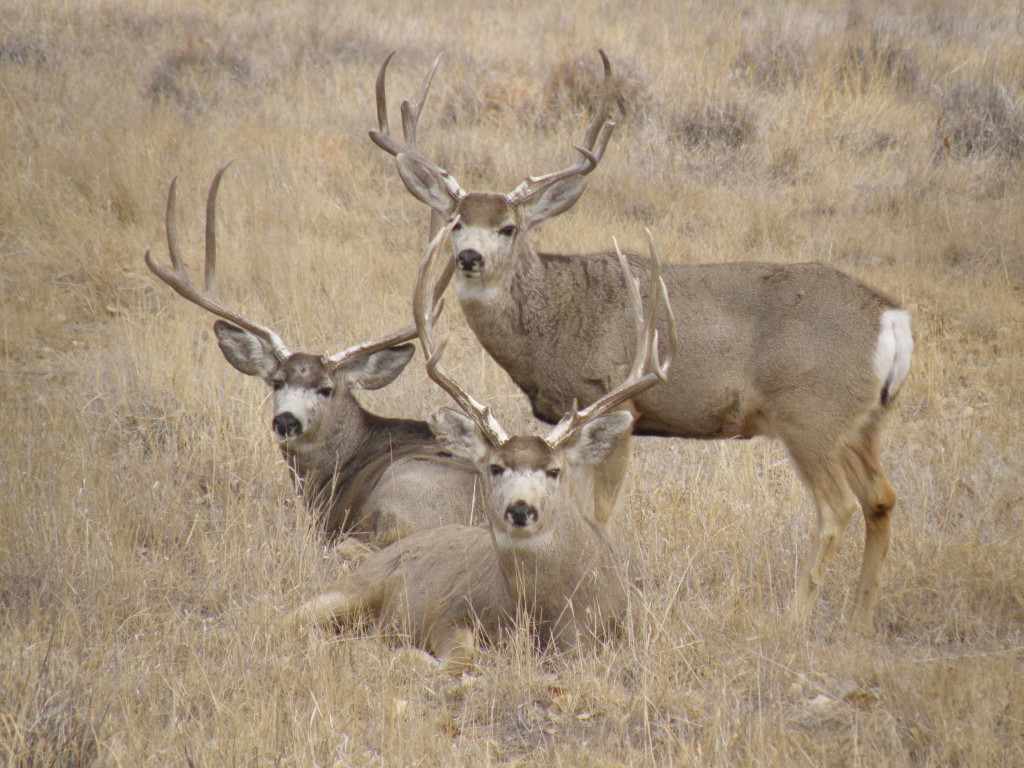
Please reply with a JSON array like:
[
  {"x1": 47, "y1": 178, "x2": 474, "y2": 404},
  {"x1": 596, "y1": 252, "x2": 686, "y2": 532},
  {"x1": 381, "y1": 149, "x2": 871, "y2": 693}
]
[{"x1": 2, "y1": 0, "x2": 1023, "y2": 765}]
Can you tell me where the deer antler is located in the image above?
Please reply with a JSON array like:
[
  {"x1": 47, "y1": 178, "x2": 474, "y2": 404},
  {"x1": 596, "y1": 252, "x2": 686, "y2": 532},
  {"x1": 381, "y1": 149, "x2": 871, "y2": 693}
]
[
  {"x1": 413, "y1": 220, "x2": 510, "y2": 446},
  {"x1": 369, "y1": 51, "x2": 466, "y2": 202},
  {"x1": 146, "y1": 164, "x2": 434, "y2": 371},
  {"x1": 505, "y1": 49, "x2": 616, "y2": 205},
  {"x1": 324, "y1": 254, "x2": 455, "y2": 369},
  {"x1": 144, "y1": 162, "x2": 293, "y2": 361},
  {"x1": 545, "y1": 230, "x2": 676, "y2": 448}
]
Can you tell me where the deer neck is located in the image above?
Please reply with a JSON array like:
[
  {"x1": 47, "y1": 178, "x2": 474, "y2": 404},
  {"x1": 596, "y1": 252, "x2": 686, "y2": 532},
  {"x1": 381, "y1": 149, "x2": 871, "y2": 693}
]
[
  {"x1": 491, "y1": 501, "x2": 620, "y2": 623},
  {"x1": 281, "y1": 402, "x2": 435, "y2": 510},
  {"x1": 457, "y1": 245, "x2": 624, "y2": 424},
  {"x1": 455, "y1": 241, "x2": 558, "y2": 388}
]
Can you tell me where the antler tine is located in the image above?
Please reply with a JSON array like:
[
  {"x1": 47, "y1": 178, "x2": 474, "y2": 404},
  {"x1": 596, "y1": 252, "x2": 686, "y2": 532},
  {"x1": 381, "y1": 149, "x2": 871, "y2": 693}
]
[
  {"x1": 616, "y1": 232, "x2": 676, "y2": 384},
  {"x1": 413, "y1": 219, "x2": 510, "y2": 446},
  {"x1": 164, "y1": 175, "x2": 185, "y2": 274},
  {"x1": 645, "y1": 228, "x2": 678, "y2": 380},
  {"x1": 579, "y1": 49, "x2": 614, "y2": 156},
  {"x1": 506, "y1": 50, "x2": 616, "y2": 205},
  {"x1": 545, "y1": 234, "x2": 677, "y2": 448},
  {"x1": 323, "y1": 251, "x2": 456, "y2": 369},
  {"x1": 144, "y1": 164, "x2": 292, "y2": 361},
  {"x1": 619, "y1": 235, "x2": 660, "y2": 382},
  {"x1": 401, "y1": 53, "x2": 441, "y2": 151},
  {"x1": 202, "y1": 160, "x2": 233, "y2": 296},
  {"x1": 370, "y1": 51, "x2": 401, "y2": 156}
]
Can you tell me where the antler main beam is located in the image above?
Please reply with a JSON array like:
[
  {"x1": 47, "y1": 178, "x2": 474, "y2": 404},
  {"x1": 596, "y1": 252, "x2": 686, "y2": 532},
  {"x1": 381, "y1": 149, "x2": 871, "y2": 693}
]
[
  {"x1": 506, "y1": 49, "x2": 616, "y2": 205},
  {"x1": 369, "y1": 51, "x2": 439, "y2": 158},
  {"x1": 144, "y1": 162, "x2": 293, "y2": 361},
  {"x1": 146, "y1": 164, "x2": 434, "y2": 371},
  {"x1": 370, "y1": 51, "x2": 466, "y2": 202}
]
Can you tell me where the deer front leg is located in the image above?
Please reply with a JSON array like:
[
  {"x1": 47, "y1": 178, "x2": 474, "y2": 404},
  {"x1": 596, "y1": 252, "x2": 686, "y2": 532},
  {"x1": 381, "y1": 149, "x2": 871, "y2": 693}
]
[{"x1": 431, "y1": 625, "x2": 477, "y2": 675}]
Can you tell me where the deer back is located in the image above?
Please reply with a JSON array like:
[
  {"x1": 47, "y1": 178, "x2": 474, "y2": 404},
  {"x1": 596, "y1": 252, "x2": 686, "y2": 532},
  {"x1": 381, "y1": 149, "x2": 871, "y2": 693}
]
[
  {"x1": 459, "y1": 248, "x2": 905, "y2": 443},
  {"x1": 314, "y1": 432, "x2": 481, "y2": 544}
]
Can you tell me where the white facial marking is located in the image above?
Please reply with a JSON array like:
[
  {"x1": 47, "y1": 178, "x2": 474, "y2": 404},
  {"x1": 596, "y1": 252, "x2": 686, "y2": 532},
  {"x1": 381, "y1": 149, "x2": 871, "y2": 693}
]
[
  {"x1": 453, "y1": 225, "x2": 513, "y2": 280},
  {"x1": 873, "y1": 308, "x2": 913, "y2": 399},
  {"x1": 487, "y1": 469, "x2": 550, "y2": 534},
  {"x1": 273, "y1": 385, "x2": 324, "y2": 443}
]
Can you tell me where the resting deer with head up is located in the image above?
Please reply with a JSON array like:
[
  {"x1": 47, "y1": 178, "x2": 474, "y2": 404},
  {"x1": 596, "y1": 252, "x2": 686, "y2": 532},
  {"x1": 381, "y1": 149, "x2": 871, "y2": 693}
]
[
  {"x1": 287, "y1": 222, "x2": 676, "y2": 673},
  {"x1": 370, "y1": 51, "x2": 914, "y2": 629},
  {"x1": 145, "y1": 163, "x2": 480, "y2": 547}
]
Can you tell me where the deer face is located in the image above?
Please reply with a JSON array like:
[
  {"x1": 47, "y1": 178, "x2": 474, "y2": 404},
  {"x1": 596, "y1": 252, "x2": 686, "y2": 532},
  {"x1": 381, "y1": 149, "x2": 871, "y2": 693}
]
[
  {"x1": 380, "y1": 50, "x2": 612, "y2": 301},
  {"x1": 449, "y1": 194, "x2": 520, "y2": 290},
  {"x1": 213, "y1": 321, "x2": 414, "y2": 447},
  {"x1": 396, "y1": 152, "x2": 593, "y2": 301},
  {"x1": 429, "y1": 408, "x2": 633, "y2": 541},
  {"x1": 480, "y1": 435, "x2": 565, "y2": 539},
  {"x1": 264, "y1": 353, "x2": 338, "y2": 442}
]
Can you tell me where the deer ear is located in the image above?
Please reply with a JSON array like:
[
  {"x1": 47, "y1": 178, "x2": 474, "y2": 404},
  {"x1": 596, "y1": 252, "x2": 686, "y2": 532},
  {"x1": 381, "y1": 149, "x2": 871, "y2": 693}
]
[
  {"x1": 428, "y1": 408, "x2": 491, "y2": 463},
  {"x1": 563, "y1": 411, "x2": 634, "y2": 466},
  {"x1": 519, "y1": 176, "x2": 589, "y2": 229},
  {"x1": 396, "y1": 154, "x2": 460, "y2": 216},
  {"x1": 343, "y1": 344, "x2": 415, "y2": 390},
  {"x1": 214, "y1": 320, "x2": 279, "y2": 379}
]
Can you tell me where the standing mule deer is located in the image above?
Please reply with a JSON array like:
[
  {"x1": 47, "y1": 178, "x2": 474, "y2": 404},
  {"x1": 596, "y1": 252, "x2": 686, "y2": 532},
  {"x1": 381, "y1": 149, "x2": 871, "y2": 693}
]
[
  {"x1": 369, "y1": 51, "x2": 914, "y2": 629},
  {"x1": 145, "y1": 163, "x2": 479, "y2": 547},
  {"x1": 287, "y1": 222, "x2": 676, "y2": 672}
]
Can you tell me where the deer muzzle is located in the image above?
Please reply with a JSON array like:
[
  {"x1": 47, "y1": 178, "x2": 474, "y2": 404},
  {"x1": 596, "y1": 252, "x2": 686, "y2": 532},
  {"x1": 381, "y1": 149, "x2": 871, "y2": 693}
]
[
  {"x1": 456, "y1": 249, "x2": 484, "y2": 275},
  {"x1": 505, "y1": 501, "x2": 539, "y2": 528},
  {"x1": 272, "y1": 412, "x2": 302, "y2": 438}
]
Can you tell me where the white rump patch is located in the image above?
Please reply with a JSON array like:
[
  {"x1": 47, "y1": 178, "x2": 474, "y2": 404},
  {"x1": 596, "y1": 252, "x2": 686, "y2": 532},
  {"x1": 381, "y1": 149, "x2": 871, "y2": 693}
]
[{"x1": 873, "y1": 309, "x2": 913, "y2": 402}]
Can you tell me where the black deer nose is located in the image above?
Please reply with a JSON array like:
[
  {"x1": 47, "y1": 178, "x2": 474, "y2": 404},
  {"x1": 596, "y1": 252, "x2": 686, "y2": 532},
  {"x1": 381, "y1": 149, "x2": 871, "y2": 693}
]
[
  {"x1": 272, "y1": 412, "x2": 302, "y2": 438},
  {"x1": 505, "y1": 501, "x2": 538, "y2": 527},
  {"x1": 456, "y1": 249, "x2": 483, "y2": 272}
]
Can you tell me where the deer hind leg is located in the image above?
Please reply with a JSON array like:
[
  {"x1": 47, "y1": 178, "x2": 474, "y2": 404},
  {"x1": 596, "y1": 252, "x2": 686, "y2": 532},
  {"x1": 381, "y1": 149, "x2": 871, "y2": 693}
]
[
  {"x1": 286, "y1": 576, "x2": 382, "y2": 633},
  {"x1": 789, "y1": 448, "x2": 860, "y2": 624},
  {"x1": 842, "y1": 423, "x2": 897, "y2": 630}
]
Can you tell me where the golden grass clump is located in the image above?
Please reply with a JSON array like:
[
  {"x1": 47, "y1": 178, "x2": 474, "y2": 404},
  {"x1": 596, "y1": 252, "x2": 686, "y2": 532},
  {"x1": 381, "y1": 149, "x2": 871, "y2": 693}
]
[{"x1": 2, "y1": 0, "x2": 1023, "y2": 764}]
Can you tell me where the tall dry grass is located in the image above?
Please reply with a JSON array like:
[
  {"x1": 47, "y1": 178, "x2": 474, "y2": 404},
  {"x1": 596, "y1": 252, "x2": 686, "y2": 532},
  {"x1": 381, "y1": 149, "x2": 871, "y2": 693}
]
[{"x1": 1, "y1": 0, "x2": 1022, "y2": 764}]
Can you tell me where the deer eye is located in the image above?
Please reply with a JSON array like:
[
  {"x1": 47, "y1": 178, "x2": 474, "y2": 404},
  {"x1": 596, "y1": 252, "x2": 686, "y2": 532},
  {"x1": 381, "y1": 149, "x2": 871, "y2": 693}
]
[
  {"x1": 316, "y1": 387, "x2": 334, "y2": 398},
  {"x1": 271, "y1": 380, "x2": 285, "y2": 391},
  {"x1": 498, "y1": 225, "x2": 516, "y2": 237},
  {"x1": 546, "y1": 468, "x2": 561, "y2": 480},
  {"x1": 451, "y1": 220, "x2": 463, "y2": 231},
  {"x1": 489, "y1": 464, "x2": 504, "y2": 477}
]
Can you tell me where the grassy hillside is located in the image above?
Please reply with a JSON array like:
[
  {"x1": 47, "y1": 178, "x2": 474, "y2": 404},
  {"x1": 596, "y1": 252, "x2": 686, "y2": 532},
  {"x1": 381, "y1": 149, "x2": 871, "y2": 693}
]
[{"x1": 2, "y1": 0, "x2": 1022, "y2": 764}]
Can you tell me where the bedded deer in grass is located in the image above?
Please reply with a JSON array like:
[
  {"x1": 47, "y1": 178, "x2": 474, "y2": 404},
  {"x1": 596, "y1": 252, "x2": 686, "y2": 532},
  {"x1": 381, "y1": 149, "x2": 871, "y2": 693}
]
[
  {"x1": 145, "y1": 164, "x2": 480, "y2": 547},
  {"x1": 369, "y1": 51, "x2": 913, "y2": 629},
  {"x1": 288, "y1": 222, "x2": 675, "y2": 672}
]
